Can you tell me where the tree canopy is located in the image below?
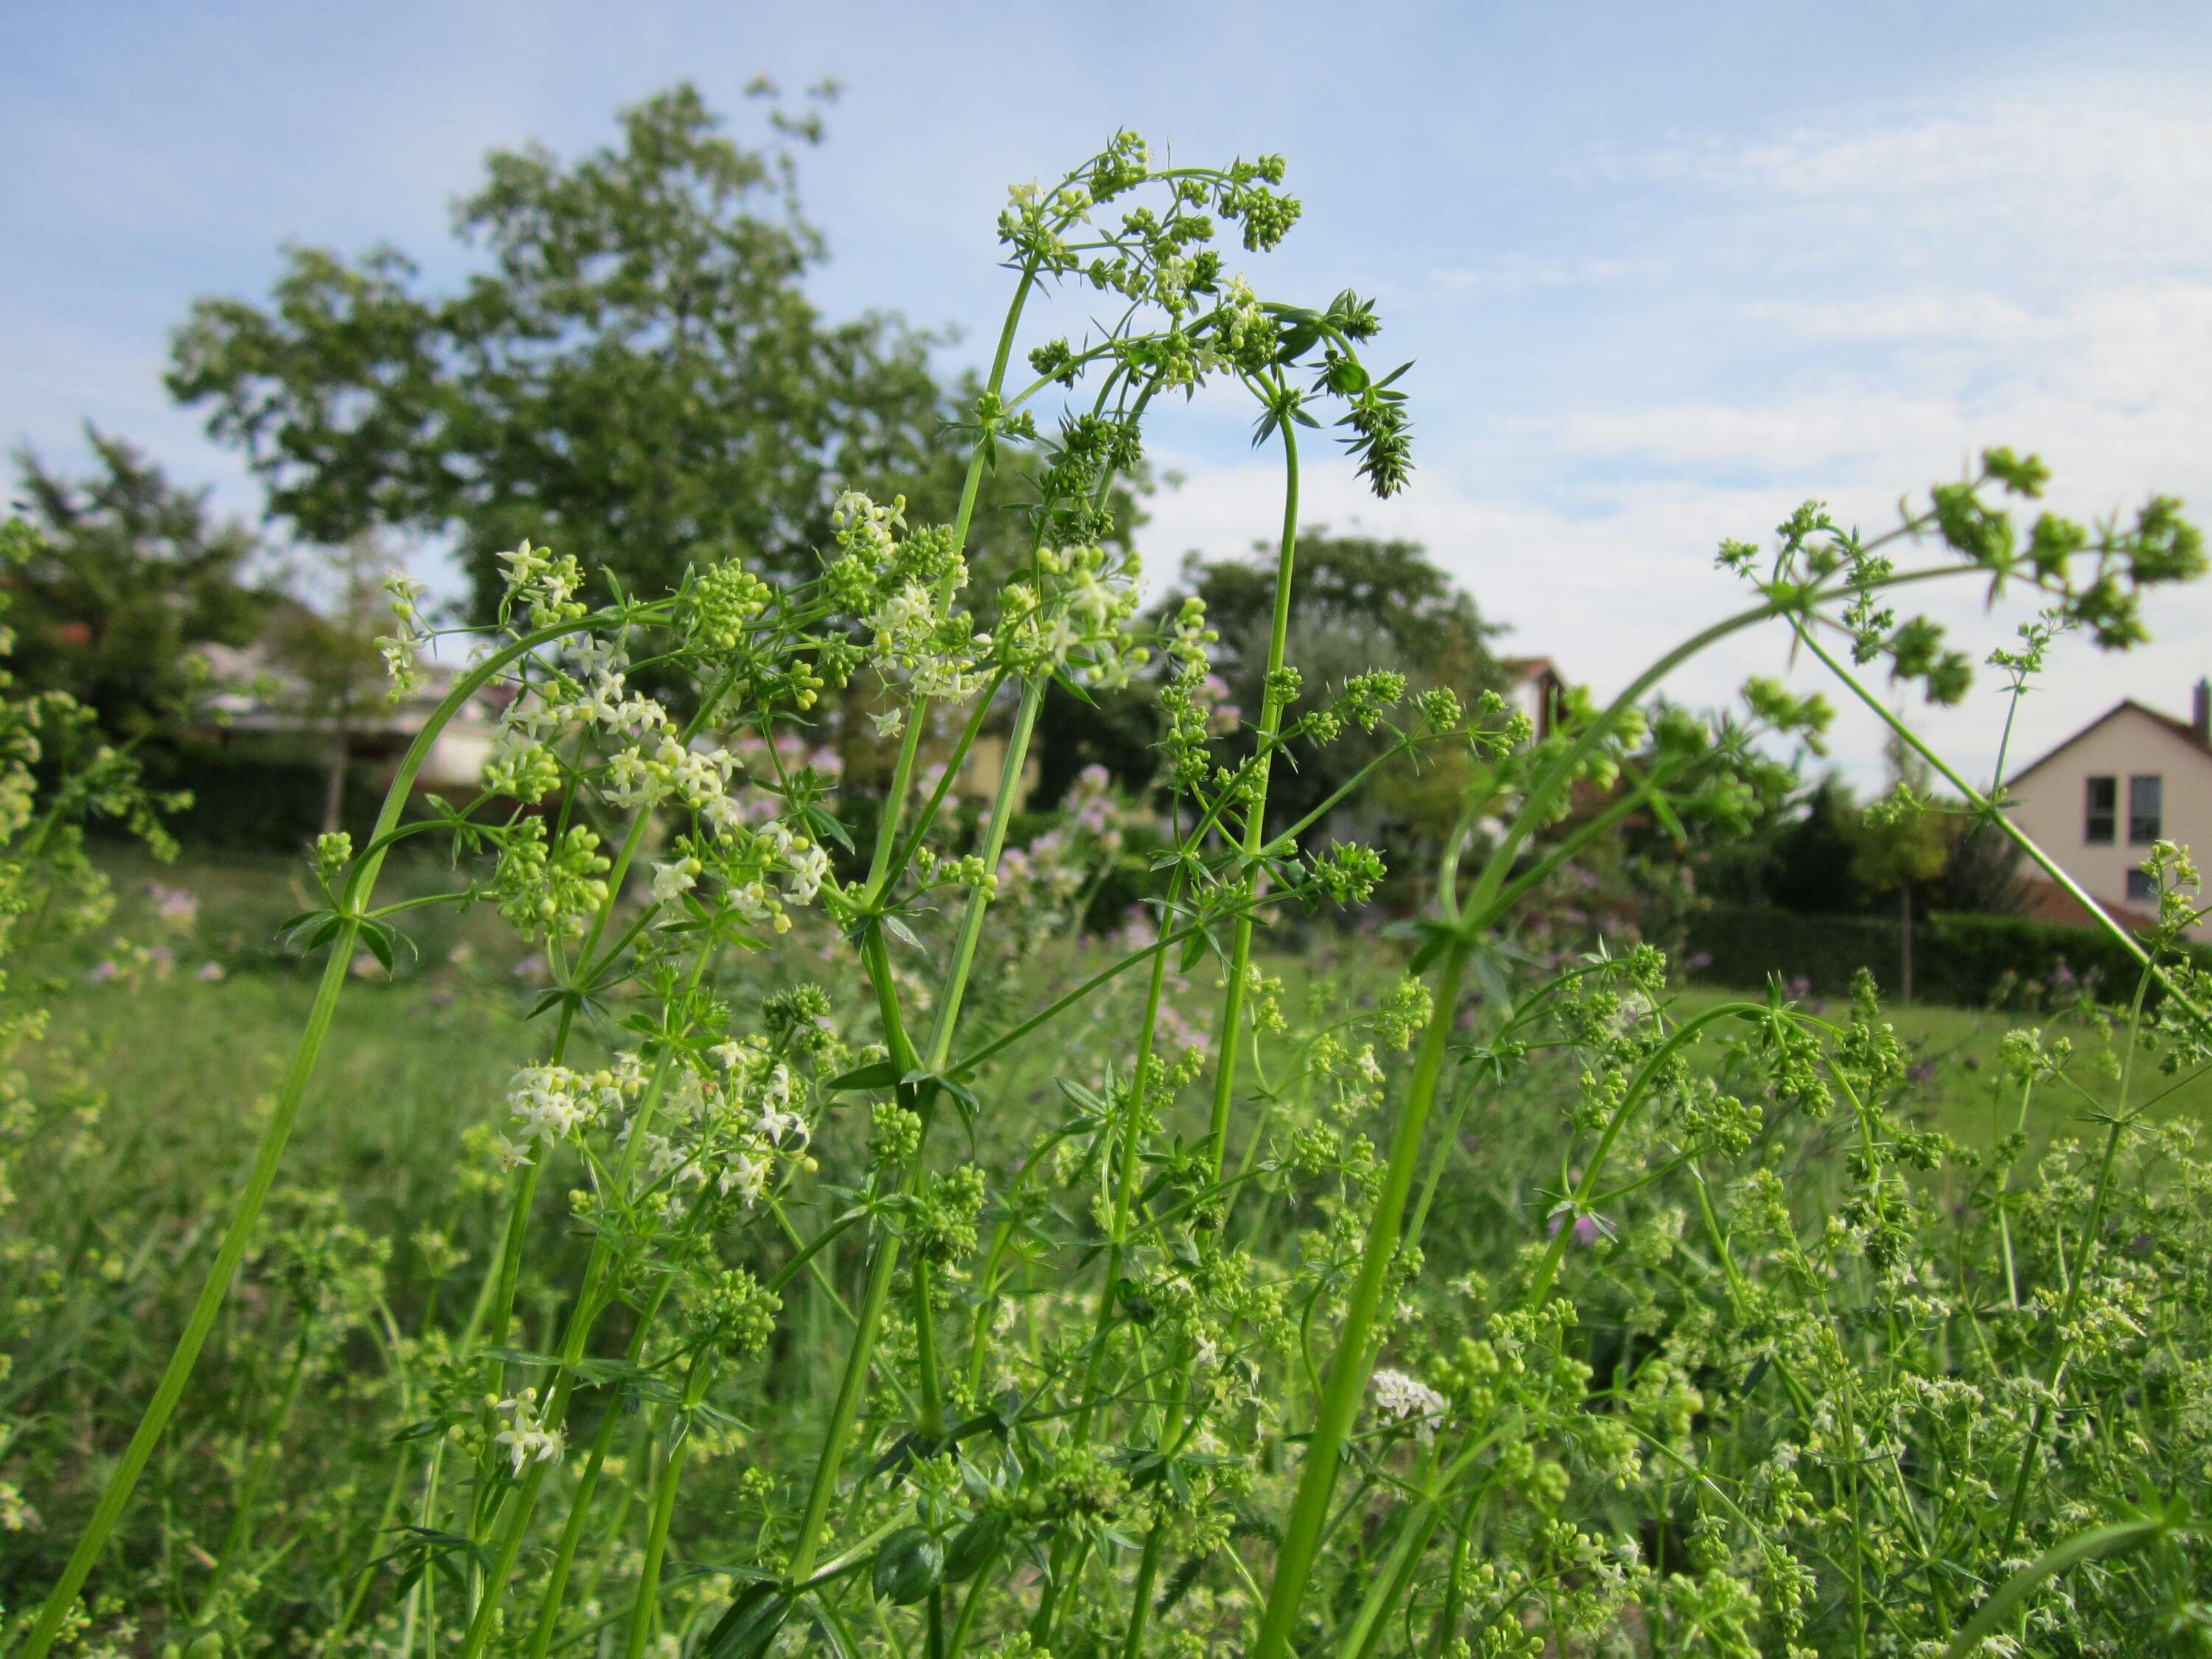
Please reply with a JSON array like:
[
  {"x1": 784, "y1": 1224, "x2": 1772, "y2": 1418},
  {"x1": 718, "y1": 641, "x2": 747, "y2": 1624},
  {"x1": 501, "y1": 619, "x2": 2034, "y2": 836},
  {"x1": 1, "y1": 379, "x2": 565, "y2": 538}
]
[
  {"x1": 6, "y1": 428, "x2": 268, "y2": 736},
  {"x1": 167, "y1": 83, "x2": 975, "y2": 620},
  {"x1": 1032, "y1": 531, "x2": 1507, "y2": 843},
  {"x1": 1178, "y1": 530, "x2": 1508, "y2": 834}
]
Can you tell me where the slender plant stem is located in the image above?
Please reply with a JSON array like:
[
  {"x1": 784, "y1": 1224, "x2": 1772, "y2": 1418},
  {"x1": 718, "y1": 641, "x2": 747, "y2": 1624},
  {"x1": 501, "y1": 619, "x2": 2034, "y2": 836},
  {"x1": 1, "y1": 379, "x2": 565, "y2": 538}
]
[
  {"x1": 1115, "y1": 411, "x2": 1301, "y2": 1659},
  {"x1": 782, "y1": 250, "x2": 1049, "y2": 1587},
  {"x1": 15, "y1": 615, "x2": 602, "y2": 1657},
  {"x1": 1997, "y1": 959, "x2": 2157, "y2": 1554},
  {"x1": 1206, "y1": 414, "x2": 1299, "y2": 1178},
  {"x1": 451, "y1": 1040, "x2": 698, "y2": 1656},
  {"x1": 523, "y1": 1276, "x2": 677, "y2": 1659},
  {"x1": 1250, "y1": 938, "x2": 1469, "y2": 1659},
  {"x1": 622, "y1": 1346, "x2": 717, "y2": 1659},
  {"x1": 192, "y1": 1325, "x2": 313, "y2": 1623},
  {"x1": 787, "y1": 672, "x2": 1043, "y2": 1580}
]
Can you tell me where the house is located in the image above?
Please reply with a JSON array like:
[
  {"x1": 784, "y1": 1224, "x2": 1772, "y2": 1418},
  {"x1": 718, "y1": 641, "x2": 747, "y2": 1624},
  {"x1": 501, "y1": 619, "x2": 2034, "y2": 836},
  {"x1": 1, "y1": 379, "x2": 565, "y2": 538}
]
[
  {"x1": 1501, "y1": 657, "x2": 1566, "y2": 742},
  {"x1": 2002, "y1": 681, "x2": 2212, "y2": 932},
  {"x1": 197, "y1": 634, "x2": 506, "y2": 795}
]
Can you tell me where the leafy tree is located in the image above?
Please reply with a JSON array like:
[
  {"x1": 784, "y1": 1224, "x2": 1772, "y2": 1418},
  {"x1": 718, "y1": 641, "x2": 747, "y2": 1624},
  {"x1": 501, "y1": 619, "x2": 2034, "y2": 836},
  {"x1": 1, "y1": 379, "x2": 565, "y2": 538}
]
[
  {"x1": 167, "y1": 83, "x2": 983, "y2": 620},
  {"x1": 1175, "y1": 530, "x2": 1506, "y2": 837},
  {"x1": 1767, "y1": 775, "x2": 1868, "y2": 915},
  {"x1": 5, "y1": 428, "x2": 269, "y2": 737},
  {"x1": 1938, "y1": 815, "x2": 2031, "y2": 917},
  {"x1": 1852, "y1": 734, "x2": 1952, "y2": 1000}
]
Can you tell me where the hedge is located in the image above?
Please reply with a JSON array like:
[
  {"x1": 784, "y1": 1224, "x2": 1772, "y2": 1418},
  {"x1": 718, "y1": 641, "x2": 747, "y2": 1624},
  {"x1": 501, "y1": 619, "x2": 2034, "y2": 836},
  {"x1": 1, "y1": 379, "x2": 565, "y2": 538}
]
[
  {"x1": 162, "y1": 746, "x2": 389, "y2": 852},
  {"x1": 1683, "y1": 901, "x2": 2212, "y2": 1008}
]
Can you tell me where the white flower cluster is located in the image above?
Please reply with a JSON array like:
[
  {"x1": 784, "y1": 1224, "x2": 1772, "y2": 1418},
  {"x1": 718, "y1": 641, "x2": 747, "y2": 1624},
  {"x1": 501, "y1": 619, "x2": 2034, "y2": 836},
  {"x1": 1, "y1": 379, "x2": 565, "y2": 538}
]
[
  {"x1": 1370, "y1": 1366, "x2": 1447, "y2": 1442},
  {"x1": 478, "y1": 667, "x2": 844, "y2": 941},
  {"x1": 1220, "y1": 274, "x2": 1266, "y2": 352},
  {"x1": 995, "y1": 544, "x2": 1149, "y2": 687},
  {"x1": 497, "y1": 1056, "x2": 645, "y2": 1169},
  {"x1": 375, "y1": 572, "x2": 431, "y2": 698},
  {"x1": 495, "y1": 538, "x2": 589, "y2": 629},
  {"x1": 493, "y1": 1387, "x2": 564, "y2": 1472},
  {"x1": 761, "y1": 821, "x2": 832, "y2": 905},
  {"x1": 625, "y1": 1037, "x2": 815, "y2": 1212},
  {"x1": 827, "y1": 491, "x2": 994, "y2": 700},
  {"x1": 647, "y1": 815, "x2": 834, "y2": 939}
]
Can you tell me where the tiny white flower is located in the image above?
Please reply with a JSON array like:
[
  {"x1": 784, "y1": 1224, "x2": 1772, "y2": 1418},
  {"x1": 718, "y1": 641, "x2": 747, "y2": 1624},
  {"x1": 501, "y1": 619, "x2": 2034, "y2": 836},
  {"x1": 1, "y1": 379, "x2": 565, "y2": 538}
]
[
  {"x1": 498, "y1": 540, "x2": 550, "y2": 591},
  {"x1": 1370, "y1": 1368, "x2": 1447, "y2": 1441},
  {"x1": 494, "y1": 1390, "x2": 565, "y2": 1472}
]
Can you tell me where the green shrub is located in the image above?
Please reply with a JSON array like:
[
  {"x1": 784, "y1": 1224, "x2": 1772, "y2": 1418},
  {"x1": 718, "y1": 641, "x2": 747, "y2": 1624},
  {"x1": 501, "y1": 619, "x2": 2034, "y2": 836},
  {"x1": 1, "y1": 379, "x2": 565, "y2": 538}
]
[
  {"x1": 1687, "y1": 899, "x2": 2212, "y2": 1005},
  {"x1": 156, "y1": 744, "x2": 385, "y2": 852}
]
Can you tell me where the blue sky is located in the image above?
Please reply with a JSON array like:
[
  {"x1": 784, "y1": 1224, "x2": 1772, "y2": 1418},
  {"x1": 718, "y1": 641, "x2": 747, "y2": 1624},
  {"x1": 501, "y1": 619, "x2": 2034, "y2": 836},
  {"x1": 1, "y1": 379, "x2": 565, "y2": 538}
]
[{"x1": 6, "y1": 1, "x2": 2211, "y2": 787}]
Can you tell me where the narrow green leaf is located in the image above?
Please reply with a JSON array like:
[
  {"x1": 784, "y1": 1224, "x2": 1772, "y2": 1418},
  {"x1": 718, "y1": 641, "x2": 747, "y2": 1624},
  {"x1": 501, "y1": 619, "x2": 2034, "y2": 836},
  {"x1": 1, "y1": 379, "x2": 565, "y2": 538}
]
[
  {"x1": 828, "y1": 1059, "x2": 902, "y2": 1093},
  {"x1": 1945, "y1": 1516, "x2": 2177, "y2": 1659},
  {"x1": 700, "y1": 1580, "x2": 793, "y2": 1659}
]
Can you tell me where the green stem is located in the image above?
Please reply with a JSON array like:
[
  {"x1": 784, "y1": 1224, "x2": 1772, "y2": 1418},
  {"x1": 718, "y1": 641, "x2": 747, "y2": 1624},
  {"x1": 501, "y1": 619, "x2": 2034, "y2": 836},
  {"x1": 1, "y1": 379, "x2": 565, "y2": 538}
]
[
  {"x1": 942, "y1": 1542, "x2": 1005, "y2": 1659},
  {"x1": 1249, "y1": 939, "x2": 1468, "y2": 1659},
  {"x1": 1113, "y1": 412, "x2": 1301, "y2": 1659},
  {"x1": 926, "y1": 680, "x2": 1045, "y2": 1067},
  {"x1": 15, "y1": 616, "x2": 597, "y2": 1656},
  {"x1": 1521, "y1": 1004, "x2": 1765, "y2": 1308},
  {"x1": 1206, "y1": 414, "x2": 1299, "y2": 1178},
  {"x1": 912, "y1": 1256, "x2": 947, "y2": 1441},
  {"x1": 947, "y1": 890, "x2": 1282, "y2": 1079},
  {"x1": 785, "y1": 680, "x2": 1042, "y2": 1579},
  {"x1": 784, "y1": 1136, "x2": 913, "y2": 1584},
  {"x1": 1997, "y1": 956, "x2": 2157, "y2": 1554},
  {"x1": 1119, "y1": 1528, "x2": 1167, "y2": 1659},
  {"x1": 1029, "y1": 885, "x2": 1180, "y2": 1646},
  {"x1": 479, "y1": 801, "x2": 655, "y2": 1363},
  {"x1": 192, "y1": 1325, "x2": 313, "y2": 1623},
  {"x1": 623, "y1": 1346, "x2": 718, "y2": 1659},
  {"x1": 522, "y1": 1275, "x2": 676, "y2": 1659},
  {"x1": 451, "y1": 1043, "x2": 696, "y2": 1658},
  {"x1": 785, "y1": 922, "x2": 936, "y2": 1581}
]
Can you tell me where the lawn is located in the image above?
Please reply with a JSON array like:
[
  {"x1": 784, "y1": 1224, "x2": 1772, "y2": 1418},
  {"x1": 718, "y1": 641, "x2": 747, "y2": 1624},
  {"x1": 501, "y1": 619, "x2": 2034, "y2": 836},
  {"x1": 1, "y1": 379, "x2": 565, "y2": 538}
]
[
  {"x1": 56, "y1": 850, "x2": 2209, "y2": 1189},
  {"x1": 13, "y1": 841, "x2": 2211, "y2": 1651},
  {"x1": 1674, "y1": 980, "x2": 2212, "y2": 1148}
]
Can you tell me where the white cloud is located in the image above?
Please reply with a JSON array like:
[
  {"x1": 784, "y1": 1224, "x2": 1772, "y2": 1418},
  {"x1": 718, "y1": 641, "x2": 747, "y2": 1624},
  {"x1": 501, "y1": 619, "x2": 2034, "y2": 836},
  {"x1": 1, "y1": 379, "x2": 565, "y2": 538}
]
[
  {"x1": 1624, "y1": 92, "x2": 2212, "y2": 265},
  {"x1": 1426, "y1": 252, "x2": 1664, "y2": 298},
  {"x1": 1145, "y1": 406, "x2": 2212, "y2": 801},
  {"x1": 8, "y1": 24, "x2": 2208, "y2": 815}
]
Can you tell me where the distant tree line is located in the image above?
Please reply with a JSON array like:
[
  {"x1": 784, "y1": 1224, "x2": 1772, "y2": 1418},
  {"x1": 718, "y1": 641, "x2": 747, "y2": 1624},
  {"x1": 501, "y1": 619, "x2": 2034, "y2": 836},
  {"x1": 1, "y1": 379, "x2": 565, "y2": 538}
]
[
  {"x1": 14, "y1": 77, "x2": 2031, "y2": 924},
  {"x1": 7, "y1": 83, "x2": 1515, "y2": 857},
  {"x1": 1686, "y1": 768, "x2": 2030, "y2": 920}
]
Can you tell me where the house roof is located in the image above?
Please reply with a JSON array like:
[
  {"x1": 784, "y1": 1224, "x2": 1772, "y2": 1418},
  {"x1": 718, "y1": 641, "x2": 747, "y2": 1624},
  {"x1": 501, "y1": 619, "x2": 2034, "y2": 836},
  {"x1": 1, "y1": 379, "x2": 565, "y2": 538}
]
[
  {"x1": 2006, "y1": 698, "x2": 2212, "y2": 787},
  {"x1": 1499, "y1": 656, "x2": 1561, "y2": 682}
]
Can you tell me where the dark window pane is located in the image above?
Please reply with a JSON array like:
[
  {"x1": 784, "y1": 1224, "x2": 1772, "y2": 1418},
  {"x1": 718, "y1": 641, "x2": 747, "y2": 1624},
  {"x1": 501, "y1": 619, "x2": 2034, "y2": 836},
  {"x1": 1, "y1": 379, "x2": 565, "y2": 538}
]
[
  {"x1": 2129, "y1": 774, "x2": 2163, "y2": 844},
  {"x1": 2086, "y1": 775, "x2": 2117, "y2": 844},
  {"x1": 2127, "y1": 868, "x2": 2157, "y2": 903}
]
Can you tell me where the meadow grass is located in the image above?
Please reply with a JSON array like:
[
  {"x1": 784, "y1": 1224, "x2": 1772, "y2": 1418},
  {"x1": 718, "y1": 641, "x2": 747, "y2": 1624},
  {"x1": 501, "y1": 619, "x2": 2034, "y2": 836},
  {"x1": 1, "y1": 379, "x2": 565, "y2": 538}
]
[{"x1": 11, "y1": 131, "x2": 2212, "y2": 1657}]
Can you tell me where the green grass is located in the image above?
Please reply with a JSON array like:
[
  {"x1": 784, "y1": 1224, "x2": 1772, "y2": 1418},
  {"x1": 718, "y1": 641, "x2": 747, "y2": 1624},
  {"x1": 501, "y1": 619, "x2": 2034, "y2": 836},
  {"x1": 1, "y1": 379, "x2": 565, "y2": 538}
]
[
  {"x1": 1675, "y1": 981, "x2": 2212, "y2": 1149},
  {"x1": 13, "y1": 852, "x2": 2212, "y2": 1649},
  {"x1": 52, "y1": 854, "x2": 2210, "y2": 1209}
]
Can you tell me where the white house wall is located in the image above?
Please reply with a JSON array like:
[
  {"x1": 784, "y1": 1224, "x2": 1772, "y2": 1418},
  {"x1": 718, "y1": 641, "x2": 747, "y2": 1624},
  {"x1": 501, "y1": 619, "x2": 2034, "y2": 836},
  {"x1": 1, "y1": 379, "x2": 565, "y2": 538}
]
[
  {"x1": 420, "y1": 723, "x2": 498, "y2": 790},
  {"x1": 2004, "y1": 704, "x2": 2211, "y2": 932}
]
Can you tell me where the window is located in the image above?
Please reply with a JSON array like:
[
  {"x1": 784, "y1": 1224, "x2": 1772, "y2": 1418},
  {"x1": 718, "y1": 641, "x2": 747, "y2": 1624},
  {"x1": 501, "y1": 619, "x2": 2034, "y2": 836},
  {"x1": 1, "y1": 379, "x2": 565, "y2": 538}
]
[
  {"x1": 2085, "y1": 776, "x2": 2116, "y2": 843},
  {"x1": 2129, "y1": 773, "x2": 2163, "y2": 844},
  {"x1": 2127, "y1": 868, "x2": 2157, "y2": 904}
]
